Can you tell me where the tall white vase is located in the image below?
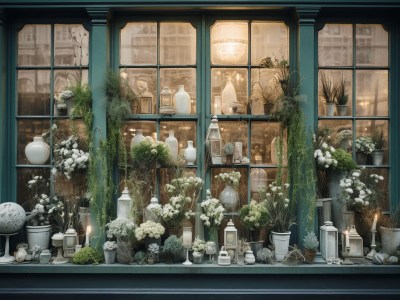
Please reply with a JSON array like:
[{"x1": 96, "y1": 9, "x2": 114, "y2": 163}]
[
  {"x1": 165, "y1": 130, "x2": 178, "y2": 163},
  {"x1": 25, "y1": 136, "x2": 50, "y2": 165},
  {"x1": 130, "y1": 129, "x2": 146, "y2": 149},
  {"x1": 184, "y1": 140, "x2": 196, "y2": 165},
  {"x1": 174, "y1": 85, "x2": 191, "y2": 114},
  {"x1": 221, "y1": 75, "x2": 237, "y2": 115}
]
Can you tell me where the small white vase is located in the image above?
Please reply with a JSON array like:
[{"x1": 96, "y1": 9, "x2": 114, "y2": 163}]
[
  {"x1": 219, "y1": 184, "x2": 239, "y2": 212},
  {"x1": 174, "y1": 85, "x2": 191, "y2": 114},
  {"x1": 165, "y1": 130, "x2": 179, "y2": 163},
  {"x1": 24, "y1": 136, "x2": 50, "y2": 165},
  {"x1": 184, "y1": 140, "x2": 196, "y2": 165},
  {"x1": 130, "y1": 129, "x2": 146, "y2": 149}
]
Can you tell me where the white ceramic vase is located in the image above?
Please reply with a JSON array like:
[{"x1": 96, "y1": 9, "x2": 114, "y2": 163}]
[
  {"x1": 184, "y1": 140, "x2": 196, "y2": 165},
  {"x1": 219, "y1": 184, "x2": 239, "y2": 212},
  {"x1": 130, "y1": 129, "x2": 146, "y2": 149},
  {"x1": 174, "y1": 85, "x2": 191, "y2": 114},
  {"x1": 165, "y1": 130, "x2": 178, "y2": 163},
  {"x1": 25, "y1": 136, "x2": 50, "y2": 165}
]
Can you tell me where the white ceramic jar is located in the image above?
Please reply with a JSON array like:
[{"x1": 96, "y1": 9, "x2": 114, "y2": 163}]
[
  {"x1": 184, "y1": 140, "x2": 196, "y2": 165},
  {"x1": 24, "y1": 136, "x2": 50, "y2": 165}
]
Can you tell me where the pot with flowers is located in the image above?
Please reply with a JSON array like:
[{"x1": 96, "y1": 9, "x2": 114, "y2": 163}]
[
  {"x1": 302, "y1": 231, "x2": 319, "y2": 264},
  {"x1": 200, "y1": 189, "x2": 225, "y2": 250},
  {"x1": 215, "y1": 171, "x2": 241, "y2": 212},
  {"x1": 25, "y1": 175, "x2": 63, "y2": 251},
  {"x1": 191, "y1": 237, "x2": 207, "y2": 264},
  {"x1": 259, "y1": 181, "x2": 295, "y2": 262},
  {"x1": 105, "y1": 218, "x2": 135, "y2": 264},
  {"x1": 103, "y1": 241, "x2": 117, "y2": 264},
  {"x1": 134, "y1": 220, "x2": 165, "y2": 250},
  {"x1": 355, "y1": 136, "x2": 375, "y2": 165},
  {"x1": 239, "y1": 199, "x2": 268, "y2": 252},
  {"x1": 161, "y1": 175, "x2": 203, "y2": 235}
]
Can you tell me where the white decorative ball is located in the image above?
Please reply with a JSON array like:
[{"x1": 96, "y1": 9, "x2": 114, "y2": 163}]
[{"x1": 0, "y1": 202, "x2": 26, "y2": 234}]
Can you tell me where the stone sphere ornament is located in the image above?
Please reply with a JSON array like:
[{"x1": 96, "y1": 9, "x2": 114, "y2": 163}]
[{"x1": 0, "y1": 202, "x2": 26, "y2": 234}]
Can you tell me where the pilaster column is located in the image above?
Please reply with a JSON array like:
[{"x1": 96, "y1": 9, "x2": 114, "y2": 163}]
[{"x1": 0, "y1": 8, "x2": 7, "y2": 203}]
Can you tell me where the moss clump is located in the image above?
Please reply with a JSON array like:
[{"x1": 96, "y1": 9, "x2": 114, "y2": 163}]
[
  {"x1": 332, "y1": 149, "x2": 357, "y2": 172},
  {"x1": 72, "y1": 247, "x2": 103, "y2": 265}
]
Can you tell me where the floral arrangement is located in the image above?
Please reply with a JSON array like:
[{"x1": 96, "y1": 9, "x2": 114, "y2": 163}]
[
  {"x1": 162, "y1": 176, "x2": 203, "y2": 227},
  {"x1": 340, "y1": 169, "x2": 384, "y2": 212},
  {"x1": 259, "y1": 181, "x2": 295, "y2": 233},
  {"x1": 26, "y1": 175, "x2": 63, "y2": 226},
  {"x1": 191, "y1": 237, "x2": 207, "y2": 254},
  {"x1": 131, "y1": 137, "x2": 170, "y2": 168},
  {"x1": 103, "y1": 241, "x2": 117, "y2": 251},
  {"x1": 355, "y1": 136, "x2": 375, "y2": 155},
  {"x1": 200, "y1": 190, "x2": 225, "y2": 227},
  {"x1": 215, "y1": 171, "x2": 241, "y2": 188},
  {"x1": 105, "y1": 218, "x2": 135, "y2": 239},
  {"x1": 238, "y1": 199, "x2": 268, "y2": 231},
  {"x1": 53, "y1": 134, "x2": 89, "y2": 180},
  {"x1": 147, "y1": 243, "x2": 160, "y2": 260},
  {"x1": 134, "y1": 220, "x2": 165, "y2": 241},
  {"x1": 313, "y1": 141, "x2": 338, "y2": 170}
]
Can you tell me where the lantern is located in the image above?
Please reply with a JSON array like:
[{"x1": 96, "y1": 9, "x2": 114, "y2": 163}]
[
  {"x1": 160, "y1": 86, "x2": 175, "y2": 115},
  {"x1": 320, "y1": 221, "x2": 338, "y2": 261},
  {"x1": 63, "y1": 228, "x2": 78, "y2": 258},
  {"x1": 341, "y1": 225, "x2": 364, "y2": 258},
  {"x1": 224, "y1": 219, "x2": 238, "y2": 263},
  {"x1": 145, "y1": 196, "x2": 162, "y2": 222},
  {"x1": 117, "y1": 187, "x2": 132, "y2": 220},
  {"x1": 206, "y1": 115, "x2": 222, "y2": 165}
]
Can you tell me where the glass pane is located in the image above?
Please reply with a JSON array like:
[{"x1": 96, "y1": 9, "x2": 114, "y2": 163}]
[
  {"x1": 211, "y1": 167, "x2": 248, "y2": 210},
  {"x1": 318, "y1": 70, "x2": 352, "y2": 117},
  {"x1": 318, "y1": 24, "x2": 352, "y2": 67},
  {"x1": 17, "y1": 119, "x2": 50, "y2": 164},
  {"x1": 356, "y1": 24, "x2": 388, "y2": 67},
  {"x1": 54, "y1": 24, "x2": 89, "y2": 66},
  {"x1": 120, "y1": 22, "x2": 157, "y2": 65},
  {"x1": 17, "y1": 168, "x2": 50, "y2": 208},
  {"x1": 122, "y1": 121, "x2": 157, "y2": 150},
  {"x1": 160, "y1": 68, "x2": 196, "y2": 114},
  {"x1": 318, "y1": 120, "x2": 353, "y2": 151},
  {"x1": 356, "y1": 70, "x2": 388, "y2": 116},
  {"x1": 160, "y1": 22, "x2": 196, "y2": 65},
  {"x1": 18, "y1": 24, "x2": 51, "y2": 66},
  {"x1": 356, "y1": 120, "x2": 389, "y2": 165},
  {"x1": 121, "y1": 68, "x2": 157, "y2": 114},
  {"x1": 251, "y1": 122, "x2": 282, "y2": 164},
  {"x1": 159, "y1": 168, "x2": 198, "y2": 204},
  {"x1": 18, "y1": 70, "x2": 50, "y2": 115},
  {"x1": 219, "y1": 121, "x2": 248, "y2": 162},
  {"x1": 160, "y1": 121, "x2": 197, "y2": 158},
  {"x1": 251, "y1": 22, "x2": 288, "y2": 65},
  {"x1": 250, "y1": 68, "x2": 280, "y2": 116},
  {"x1": 211, "y1": 68, "x2": 248, "y2": 115},
  {"x1": 211, "y1": 21, "x2": 248, "y2": 65}
]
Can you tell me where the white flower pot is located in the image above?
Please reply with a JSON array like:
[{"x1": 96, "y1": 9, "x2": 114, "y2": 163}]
[
  {"x1": 104, "y1": 250, "x2": 116, "y2": 264},
  {"x1": 25, "y1": 136, "x2": 50, "y2": 165},
  {"x1": 271, "y1": 231, "x2": 291, "y2": 262},
  {"x1": 380, "y1": 226, "x2": 400, "y2": 254},
  {"x1": 26, "y1": 225, "x2": 52, "y2": 251}
]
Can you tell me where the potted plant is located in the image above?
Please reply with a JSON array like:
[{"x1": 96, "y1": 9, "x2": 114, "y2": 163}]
[
  {"x1": 303, "y1": 231, "x2": 319, "y2": 264},
  {"x1": 131, "y1": 137, "x2": 170, "y2": 169},
  {"x1": 105, "y1": 218, "x2": 135, "y2": 264},
  {"x1": 134, "y1": 220, "x2": 165, "y2": 249},
  {"x1": 103, "y1": 241, "x2": 117, "y2": 264},
  {"x1": 371, "y1": 125, "x2": 386, "y2": 166},
  {"x1": 191, "y1": 237, "x2": 207, "y2": 264},
  {"x1": 223, "y1": 142, "x2": 234, "y2": 164},
  {"x1": 147, "y1": 243, "x2": 160, "y2": 264},
  {"x1": 320, "y1": 72, "x2": 336, "y2": 116},
  {"x1": 379, "y1": 206, "x2": 400, "y2": 255},
  {"x1": 161, "y1": 235, "x2": 184, "y2": 263},
  {"x1": 215, "y1": 171, "x2": 241, "y2": 212},
  {"x1": 334, "y1": 78, "x2": 349, "y2": 116},
  {"x1": 355, "y1": 136, "x2": 375, "y2": 165}
]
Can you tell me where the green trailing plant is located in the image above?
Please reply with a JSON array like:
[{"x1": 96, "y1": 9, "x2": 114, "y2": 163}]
[
  {"x1": 303, "y1": 231, "x2": 319, "y2": 250},
  {"x1": 332, "y1": 149, "x2": 357, "y2": 173},
  {"x1": 70, "y1": 82, "x2": 93, "y2": 139},
  {"x1": 72, "y1": 246, "x2": 103, "y2": 265}
]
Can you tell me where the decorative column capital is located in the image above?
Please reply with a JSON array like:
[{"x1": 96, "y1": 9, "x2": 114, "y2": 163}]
[
  {"x1": 296, "y1": 7, "x2": 320, "y2": 25},
  {"x1": 86, "y1": 7, "x2": 110, "y2": 25}
]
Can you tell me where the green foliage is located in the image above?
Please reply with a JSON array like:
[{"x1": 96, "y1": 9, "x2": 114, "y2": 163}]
[
  {"x1": 72, "y1": 246, "x2": 103, "y2": 265},
  {"x1": 162, "y1": 235, "x2": 184, "y2": 262},
  {"x1": 131, "y1": 139, "x2": 170, "y2": 168},
  {"x1": 303, "y1": 231, "x2": 319, "y2": 250},
  {"x1": 134, "y1": 250, "x2": 147, "y2": 264},
  {"x1": 320, "y1": 71, "x2": 335, "y2": 104},
  {"x1": 70, "y1": 83, "x2": 93, "y2": 139},
  {"x1": 332, "y1": 149, "x2": 357, "y2": 172},
  {"x1": 238, "y1": 200, "x2": 268, "y2": 231}
]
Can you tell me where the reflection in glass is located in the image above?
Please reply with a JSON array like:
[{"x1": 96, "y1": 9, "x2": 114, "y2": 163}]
[
  {"x1": 251, "y1": 68, "x2": 280, "y2": 115},
  {"x1": 318, "y1": 24, "x2": 352, "y2": 67},
  {"x1": 160, "y1": 22, "x2": 196, "y2": 65},
  {"x1": 18, "y1": 24, "x2": 51, "y2": 66},
  {"x1": 356, "y1": 70, "x2": 388, "y2": 116},
  {"x1": 54, "y1": 69, "x2": 89, "y2": 93},
  {"x1": 318, "y1": 120, "x2": 353, "y2": 151},
  {"x1": 251, "y1": 22, "x2": 288, "y2": 65},
  {"x1": 18, "y1": 70, "x2": 50, "y2": 115},
  {"x1": 356, "y1": 24, "x2": 388, "y2": 67},
  {"x1": 17, "y1": 168, "x2": 50, "y2": 208},
  {"x1": 211, "y1": 68, "x2": 248, "y2": 115},
  {"x1": 211, "y1": 21, "x2": 248, "y2": 65},
  {"x1": 251, "y1": 122, "x2": 281, "y2": 164},
  {"x1": 54, "y1": 24, "x2": 89, "y2": 66},
  {"x1": 120, "y1": 22, "x2": 157, "y2": 65}
]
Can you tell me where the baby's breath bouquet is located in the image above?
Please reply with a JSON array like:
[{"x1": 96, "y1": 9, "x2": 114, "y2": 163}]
[
  {"x1": 134, "y1": 220, "x2": 165, "y2": 241},
  {"x1": 131, "y1": 137, "x2": 170, "y2": 168},
  {"x1": 200, "y1": 190, "x2": 225, "y2": 227},
  {"x1": 239, "y1": 200, "x2": 268, "y2": 231},
  {"x1": 215, "y1": 171, "x2": 241, "y2": 188},
  {"x1": 191, "y1": 237, "x2": 207, "y2": 254},
  {"x1": 355, "y1": 136, "x2": 375, "y2": 155},
  {"x1": 53, "y1": 134, "x2": 89, "y2": 180},
  {"x1": 105, "y1": 218, "x2": 135, "y2": 239}
]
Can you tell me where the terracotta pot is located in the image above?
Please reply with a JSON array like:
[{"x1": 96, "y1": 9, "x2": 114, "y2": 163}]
[{"x1": 304, "y1": 248, "x2": 317, "y2": 264}]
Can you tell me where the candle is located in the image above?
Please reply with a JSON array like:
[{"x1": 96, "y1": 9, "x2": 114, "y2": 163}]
[
  {"x1": 85, "y1": 225, "x2": 91, "y2": 247},
  {"x1": 182, "y1": 227, "x2": 192, "y2": 248},
  {"x1": 345, "y1": 230, "x2": 350, "y2": 248},
  {"x1": 372, "y1": 214, "x2": 378, "y2": 231}
]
